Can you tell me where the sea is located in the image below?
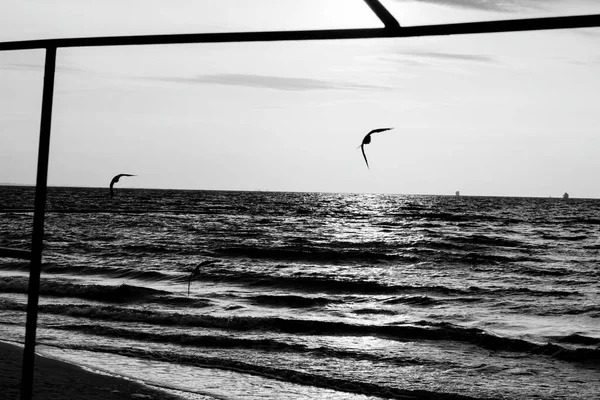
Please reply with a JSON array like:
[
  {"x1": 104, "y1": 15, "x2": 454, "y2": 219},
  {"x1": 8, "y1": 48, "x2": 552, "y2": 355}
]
[{"x1": 0, "y1": 186, "x2": 599, "y2": 400}]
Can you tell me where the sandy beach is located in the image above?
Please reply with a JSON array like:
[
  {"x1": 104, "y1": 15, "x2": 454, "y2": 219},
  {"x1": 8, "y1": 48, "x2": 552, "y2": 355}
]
[{"x1": 0, "y1": 341, "x2": 189, "y2": 400}]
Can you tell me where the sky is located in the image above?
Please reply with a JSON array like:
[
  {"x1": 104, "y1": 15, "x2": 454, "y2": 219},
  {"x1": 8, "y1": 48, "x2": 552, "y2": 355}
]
[{"x1": 1, "y1": 0, "x2": 599, "y2": 197}]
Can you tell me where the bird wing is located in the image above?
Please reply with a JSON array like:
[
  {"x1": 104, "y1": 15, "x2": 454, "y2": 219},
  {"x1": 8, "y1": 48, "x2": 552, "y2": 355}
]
[
  {"x1": 113, "y1": 173, "x2": 136, "y2": 180},
  {"x1": 361, "y1": 144, "x2": 369, "y2": 169},
  {"x1": 110, "y1": 174, "x2": 136, "y2": 186},
  {"x1": 368, "y1": 127, "x2": 393, "y2": 135}
]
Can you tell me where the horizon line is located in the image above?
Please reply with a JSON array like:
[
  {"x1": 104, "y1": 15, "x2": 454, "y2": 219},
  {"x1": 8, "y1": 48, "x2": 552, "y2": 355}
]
[{"x1": 0, "y1": 184, "x2": 590, "y2": 199}]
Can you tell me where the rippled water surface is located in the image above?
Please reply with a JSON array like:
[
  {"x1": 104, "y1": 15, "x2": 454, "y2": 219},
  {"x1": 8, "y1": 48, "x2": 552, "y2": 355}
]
[{"x1": 1, "y1": 186, "x2": 599, "y2": 399}]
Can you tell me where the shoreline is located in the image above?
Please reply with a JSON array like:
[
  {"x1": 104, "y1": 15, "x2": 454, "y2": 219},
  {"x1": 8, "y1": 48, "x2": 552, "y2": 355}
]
[{"x1": 0, "y1": 341, "x2": 193, "y2": 400}]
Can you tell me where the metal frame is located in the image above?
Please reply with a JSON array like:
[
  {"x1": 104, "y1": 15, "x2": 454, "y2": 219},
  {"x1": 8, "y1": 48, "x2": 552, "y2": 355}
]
[
  {"x1": 0, "y1": 1, "x2": 599, "y2": 398},
  {"x1": 1, "y1": 14, "x2": 600, "y2": 51}
]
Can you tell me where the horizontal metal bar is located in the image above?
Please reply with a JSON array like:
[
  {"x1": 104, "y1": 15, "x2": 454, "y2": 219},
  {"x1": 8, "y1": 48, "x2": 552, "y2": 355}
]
[
  {"x1": 0, "y1": 14, "x2": 599, "y2": 51},
  {"x1": 0, "y1": 247, "x2": 32, "y2": 260}
]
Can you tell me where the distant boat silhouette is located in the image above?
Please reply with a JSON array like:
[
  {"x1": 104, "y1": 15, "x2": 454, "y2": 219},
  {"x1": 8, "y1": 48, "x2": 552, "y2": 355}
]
[
  {"x1": 563, "y1": 192, "x2": 569, "y2": 199},
  {"x1": 109, "y1": 174, "x2": 135, "y2": 198},
  {"x1": 455, "y1": 191, "x2": 460, "y2": 197},
  {"x1": 359, "y1": 128, "x2": 393, "y2": 169}
]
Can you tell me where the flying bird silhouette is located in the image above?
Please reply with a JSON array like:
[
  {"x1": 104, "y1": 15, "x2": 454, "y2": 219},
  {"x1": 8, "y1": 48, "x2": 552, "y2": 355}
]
[
  {"x1": 109, "y1": 174, "x2": 136, "y2": 198},
  {"x1": 187, "y1": 260, "x2": 219, "y2": 296},
  {"x1": 359, "y1": 128, "x2": 393, "y2": 169}
]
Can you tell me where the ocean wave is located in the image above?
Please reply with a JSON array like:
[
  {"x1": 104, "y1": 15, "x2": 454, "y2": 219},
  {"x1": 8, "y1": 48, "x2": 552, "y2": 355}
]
[
  {"x1": 0, "y1": 261, "x2": 173, "y2": 282},
  {"x1": 213, "y1": 246, "x2": 398, "y2": 262},
  {"x1": 393, "y1": 211, "x2": 524, "y2": 225},
  {"x1": 120, "y1": 243, "x2": 203, "y2": 255},
  {"x1": 449, "y1": 234, "x2": 525, "y2": 248},
  {"x1": 55, "y1": 324, "x2": 465, "y2": 371},
  {"x1": 0, "y1": 277, "x2": 207, "y2": 306},
  {"x1": 41, "y1": 263, "x2": 172, "y2": 282},
  {"x1": 555, "y1": 334, "x2": 600, "y2": 346},
  {"x1": 0, "y1": 261, "x2": 30, "y2": 271},
  {"x1": 383, "y1": 295, "x2": 441, "y2": 306},
  {"x1": 568, "y1": 218, "x2": 600, "y2": 225},
  {"x1": 57, "y1": 324, "x2": 309, "y2": 352},
  {"x1": 352, "y1": 308, "x2": 398, "y2": 315},
  {"x1": 562, "y1": 305, "x2": 600, "y2": 317},
  {"x1": 35, "y1": 304, "x2": 600, "y2": 365},
  {"x1": 509, "y1": 265, "x2": 571, "y2": 277},
  {"x1": 248, "y1": 295, "x2": 336, "y2": 308},
  {"x1": 468, "y1": 285, "x2": 580, "y2": 298},
  {"x1": 192, "y1": 269, "x2": 577, "y2": 300},
  {"x1": 192, "y1": 269, "x2": 470, "y2": 296},
  {"x1": 461, "y1": 252, "x2": 543, "y2": 264},
  {"x1": 541, "y1": 233, "x2": 590, "y2": 241},
  {"x1": 52, "y1": 343, "x2": 482, "y2": 400}
]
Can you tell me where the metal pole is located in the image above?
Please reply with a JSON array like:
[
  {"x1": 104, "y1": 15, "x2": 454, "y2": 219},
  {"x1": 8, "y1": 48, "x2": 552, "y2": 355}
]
[
  {"x1": 20, "y1": 46, "x2": 56, "y2": 400},
  {"x1": 0, "y1": 14, "x2": 599, "y2": 52},
  {"x1": 362, "y1": 0, "x2": 401, "y2": 28}
]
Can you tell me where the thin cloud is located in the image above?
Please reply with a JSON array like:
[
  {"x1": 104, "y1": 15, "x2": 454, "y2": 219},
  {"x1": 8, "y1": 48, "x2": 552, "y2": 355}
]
[
  {"x1": 381, "y1": 51, "x2": 496, "y2": 66},
  {"x1": 570, "y1": 55, "x2": 600, "y2": 66},
  {"x1": 405, "y1": 51, "x2": 495, "y2": 63},
  {"x1": 0, "y1": 63, "x2": 43, "y2": 72},
  {"x1": 152, "y1": 73, "x2": 389, "y2": 91},
  {"x1": 0, "y1": 62, "x2": 89, "y2": 74},
  {"x1": 392, "y1": 0, "x2": 559, "y2": 12}
]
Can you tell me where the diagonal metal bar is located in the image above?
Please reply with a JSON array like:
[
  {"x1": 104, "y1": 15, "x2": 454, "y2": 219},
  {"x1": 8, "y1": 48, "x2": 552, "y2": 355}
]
[
  {"x1": 20, "y1": 46, "x2": 56, "y2": 400},
  {"x1": 363, "y1": 0, "x2": 401, "y2": 28},
  {"x1": 0, "y1": 14, "x2": 599, "y2": 52}
]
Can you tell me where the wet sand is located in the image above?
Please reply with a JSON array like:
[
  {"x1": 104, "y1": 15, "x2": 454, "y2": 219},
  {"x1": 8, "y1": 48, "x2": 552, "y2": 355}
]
[{"x1": 0, "y1": 341, "x2": 189, "y2": 400}]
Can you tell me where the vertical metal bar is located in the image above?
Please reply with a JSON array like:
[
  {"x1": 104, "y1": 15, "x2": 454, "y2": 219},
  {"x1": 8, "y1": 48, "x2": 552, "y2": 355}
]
[
  {"x1": 362, "y1": 0, "x2": 400, "y2": 28},
  {"x1": 20, "y1": 46, "x2": 57, "y2": 400}
]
